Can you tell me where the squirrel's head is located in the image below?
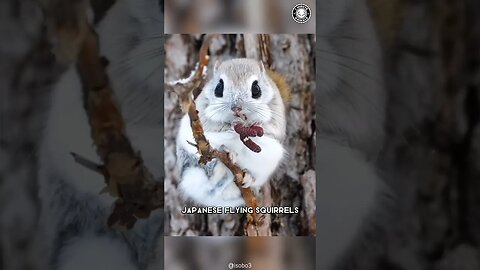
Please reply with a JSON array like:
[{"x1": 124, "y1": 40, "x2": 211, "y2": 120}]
[{"x1": 198, "y1": 58, "x2": 284, "y2": 126}]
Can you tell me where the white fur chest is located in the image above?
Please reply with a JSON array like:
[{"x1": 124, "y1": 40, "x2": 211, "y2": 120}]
[{"x1": 177, "y1": 114, "x2": 284, "y2": 188}]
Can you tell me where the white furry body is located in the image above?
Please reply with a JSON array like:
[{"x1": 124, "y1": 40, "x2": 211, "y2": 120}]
[
  {"x1": 316, "y1": 0, "x2": 386, "y2": 269},
  {"x1": 175, "y1": 58, "x2": 286, "y2": 207},
  {"x1": 176, "y1": 115, "x2": 284, "y2": 206},
  {"x1": 38, "y1": 1, "x2": 163, "y2": 269}
]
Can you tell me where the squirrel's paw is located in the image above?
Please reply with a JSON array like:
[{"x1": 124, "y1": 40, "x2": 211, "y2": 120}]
[
  {"x1": 220, "y1": 144, "x2": 238, "y2": 164},
  {"x1": 242, "y1": 172, "x2": 255, "y2": 188}
]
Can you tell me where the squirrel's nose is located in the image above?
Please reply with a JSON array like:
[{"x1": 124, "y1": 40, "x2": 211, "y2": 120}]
[{"x1": 231, "y1": 106, "x2": 242, "y2": 116}]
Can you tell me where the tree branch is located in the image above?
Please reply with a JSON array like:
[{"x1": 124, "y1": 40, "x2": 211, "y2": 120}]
[
  {"x1": 76, "y1": 24, "x2": 163, "y2": 230},
  {"x1": 43, "y1": 0, "x2": 163, "y2": 230}
]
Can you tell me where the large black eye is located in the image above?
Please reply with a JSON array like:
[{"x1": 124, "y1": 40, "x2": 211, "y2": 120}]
[
  {"x1": 214, "y1": 79, "x2": 224, "y2": 97},
  {"x1": 251, "y1": 80, "x2": 261, "y2": 99}
]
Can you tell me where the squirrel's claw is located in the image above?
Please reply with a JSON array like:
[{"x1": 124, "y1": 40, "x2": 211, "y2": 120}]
[
  {"x1": 242, "y1": 173, "x2": 255, "y2": 188},
  {"x1": 220, "y1": 144, "x2": 239, "y2": 164}
]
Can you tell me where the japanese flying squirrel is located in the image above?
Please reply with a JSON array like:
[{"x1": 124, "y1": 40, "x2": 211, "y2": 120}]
[{"x1": 176, "y1": 59, "x2": 289, "y2": 207}]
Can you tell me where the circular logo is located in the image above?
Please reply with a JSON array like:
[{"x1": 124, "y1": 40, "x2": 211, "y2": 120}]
[{"x1": 292, "y1": 4, "x2": 311, "y2": 24}]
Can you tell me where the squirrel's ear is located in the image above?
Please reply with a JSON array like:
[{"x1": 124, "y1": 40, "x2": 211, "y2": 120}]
[{"x1": 213, "y1": 60, "x2": 221, "y2": 74}]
